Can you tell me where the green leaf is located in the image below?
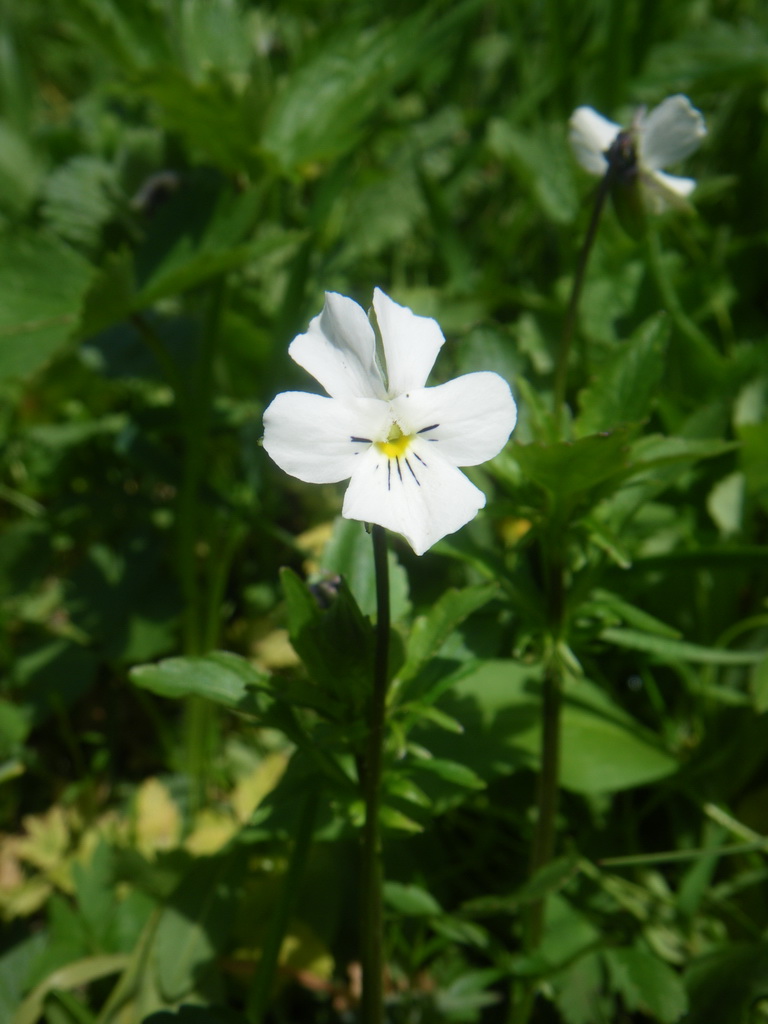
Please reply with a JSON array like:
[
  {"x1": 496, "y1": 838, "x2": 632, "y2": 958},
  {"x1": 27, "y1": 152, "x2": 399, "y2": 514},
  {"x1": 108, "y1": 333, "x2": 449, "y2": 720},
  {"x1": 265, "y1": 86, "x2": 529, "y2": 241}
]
[
  {"x1": 684, "y1": 942, "x2": 768, "y2": 1024},
  {"x1": 152, "y1": 850, "x2": 243, "y2": 1003},
  {"x1": 430, "y1": 660, "x2": 677, "y2": 794},
  {"x1": 0, "y1": 232, "x2": 92, "y2": 381},
  {"x1": 0, "y1": 122, "x2": 43, "y2": 218},
  {"x1": 320, "y1": 516, "x2": 410, "y2": 621},
  {"x1": 408, "y1": 757, "x2": 486, "y2": 790},
  {"x1": 554, "y1": 950, "x2": 608, "y2": 1024},
  {"x1": 589, "y1": 589, "x2": 682, "y2": 638},
  {"x1": 130, "y1": 652, "x2": 268, "y2": 709},
  {"x1": 605, "y1": 947, "x2": 688, "y2": 1023},
  {"x1": 630, "y1": 434, "x2": 737, "y2": 471},
  {"x1": 0, "y1": 933, "x2": 46, "y2": 1024},
  {"x1": 261, "y1": 18, "x2": 429, "y2": 173},
  {"x1": 280, "y1": 568, "x2": 375, "y2": 714},
  {"x1": 464, "y1": 856, "x2": 580, "y2": 915},
  {"x1": 513, "y1": 430, "x2": 630, "y2": 501},
  {"x1": 36, "y1": 988, "x2": 96, "y2": 1024},
  {"x1": 399, "y1": 583, "x2": 498, "y2": 686},
  {"x1": 575, "y1": 314, "x2": 669, "y2": 436},
  {"x1": 72, "y1": 842, "x2": 115, "y2": 951},
  {"x1": 15, "y1": 956, "x2": 129, "y2": 1024},
  {"x1": 486, "y1": 119, "x2": 579, "y2": 224},
  {"x1": 435, "y1": 968, "x2": 505, "y2": 1017},
  {"x1": 379, "y1": 806, "x2": 423, "y2": 833},
  {"x1": 0, "y1": 698, "x2": 31, "y2": 758},
  {"x1": 384, "y1": 882, "x2": 443, "y2": 917},
  {"x1": 41, "y1": 156, "x2": 118, "y2": 249},
  {"x1": 601, "y1": 627, "x2": 765, "y2": 666}
]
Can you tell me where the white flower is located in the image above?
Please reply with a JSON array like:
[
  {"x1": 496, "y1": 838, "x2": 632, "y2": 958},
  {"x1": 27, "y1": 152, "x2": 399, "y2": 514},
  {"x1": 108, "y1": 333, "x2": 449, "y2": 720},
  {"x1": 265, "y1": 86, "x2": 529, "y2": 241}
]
[
  {"x1": 569, "y1": 95, "x2": 707, "y2": 212},
  {"x1": 263, "y1": 289, "x2": 517, "y2": 556}
]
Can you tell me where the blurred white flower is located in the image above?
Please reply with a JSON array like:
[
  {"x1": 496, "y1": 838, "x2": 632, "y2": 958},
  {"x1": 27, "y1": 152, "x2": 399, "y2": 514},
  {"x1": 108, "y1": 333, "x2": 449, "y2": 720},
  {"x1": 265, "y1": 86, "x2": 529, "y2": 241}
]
[
  {"x1": 263, "y1": 289, "x2": 517, "y2": 555},
  {"x1": 569, "y1": 95, "x2": 707, "y2": 212}
]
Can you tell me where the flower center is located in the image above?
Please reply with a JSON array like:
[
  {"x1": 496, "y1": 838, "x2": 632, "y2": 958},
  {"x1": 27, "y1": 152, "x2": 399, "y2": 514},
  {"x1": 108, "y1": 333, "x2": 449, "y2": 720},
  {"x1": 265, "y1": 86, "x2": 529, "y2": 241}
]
[{"x1": 375, "y1": 422, "x2": 412, "y2": 458}]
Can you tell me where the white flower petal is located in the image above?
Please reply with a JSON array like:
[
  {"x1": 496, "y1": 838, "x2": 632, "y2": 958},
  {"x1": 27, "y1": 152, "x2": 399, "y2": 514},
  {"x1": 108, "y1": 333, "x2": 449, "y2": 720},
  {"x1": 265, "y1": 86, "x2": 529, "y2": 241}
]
[
  {"x1": 569, "y1": 106, "x2": 621, "y2": 176},
  {"x1": 638, "y1": 95, "x2": 706, "y2": 171},
  {"x1": 342, "y1": 446, "x2": 486, "y2": 555},
  {"x1": 372, "y1": 288, "x2": 445, "y2": 395},
  {"x1": 288, "y1": 292, "x2": 386, "y2": 401},
  {"x1": 262, "y1": 391, "x2": 389, "y2": 484},
  {"x1": 391, "y1": 372, "x2": 517, "y2": 467},
  {"x1": 642, "y1": 169, "x2": 696, "y2": 213}
]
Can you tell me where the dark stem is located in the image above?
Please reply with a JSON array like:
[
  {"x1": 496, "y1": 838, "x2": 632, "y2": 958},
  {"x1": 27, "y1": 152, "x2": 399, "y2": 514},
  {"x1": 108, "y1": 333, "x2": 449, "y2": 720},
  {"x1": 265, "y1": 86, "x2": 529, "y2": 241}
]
[
  {"x1": 360, "y1": 524, "x2": 390, "y2": 1024},
  {"x1": 179, "y1": 277, "x2": 227, "y2": 814},
  {"x1": 553, "y1": 173, "x2": 612, "y2": 436},
  {"x1": 510, "y1": 545, "x2": 565, "y2": 1024},
  {"x1": 527, "y1": 659, "x2": 563, "y2": 946}
]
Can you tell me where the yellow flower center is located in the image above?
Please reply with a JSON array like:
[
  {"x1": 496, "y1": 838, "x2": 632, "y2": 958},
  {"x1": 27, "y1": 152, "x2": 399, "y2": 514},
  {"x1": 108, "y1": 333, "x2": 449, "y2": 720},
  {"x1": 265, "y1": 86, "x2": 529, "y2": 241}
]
[{"x1": 375, "y1": 422, "x2": 412, "y2": 458}]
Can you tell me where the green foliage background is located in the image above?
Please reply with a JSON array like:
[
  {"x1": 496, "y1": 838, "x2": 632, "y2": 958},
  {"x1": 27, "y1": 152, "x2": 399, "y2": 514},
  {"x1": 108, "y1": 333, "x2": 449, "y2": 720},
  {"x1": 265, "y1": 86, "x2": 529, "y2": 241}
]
[{"x1": 2, "y1": 0, "x2": 768, "y2": 1022}]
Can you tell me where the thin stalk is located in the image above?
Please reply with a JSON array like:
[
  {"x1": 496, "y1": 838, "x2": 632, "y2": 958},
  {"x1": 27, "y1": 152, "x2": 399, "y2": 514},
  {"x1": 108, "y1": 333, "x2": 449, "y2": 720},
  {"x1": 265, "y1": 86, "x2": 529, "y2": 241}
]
[
  {"x1": 526, "y1": 660, "x2": 563, "y2": 946},
  {"x1": 178, "y1": 277, "x2": 227, "y2": 656},
  {"x1": 247, "y1": 791, "x2": 319, "y2": 1023},
  {"x1": 178, "y1": 278, "x2": 227, "y2": 813},
  {"x1": 360, "y1": 525, "x2": 391, "y2": 1024},
  {"x1": 599, "y1": 838, "x2": 768, "y2": 868},
  {"x1": 130, "y1": 313, "x2": 185, "y2": 397},
  {"x1": 553, "y1": 174, "x2": 612, "y2": 436},
  {"x1": 510, "y1": 544, "x2": 566, "y2": 1024}
]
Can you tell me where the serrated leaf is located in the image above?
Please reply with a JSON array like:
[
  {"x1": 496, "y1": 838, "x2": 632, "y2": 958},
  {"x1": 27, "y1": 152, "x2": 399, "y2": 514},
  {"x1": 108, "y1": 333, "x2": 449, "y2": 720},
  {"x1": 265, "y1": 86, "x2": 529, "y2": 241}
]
[
  {"x1": 606, "y1": 947, "x2": 688, "y2": 1022},
  {"x1": 400, "y1": 583, "x2": 498, "y2": 685},
  {"x1": 262, "y1": 19, "x2": 428, "y2": 173},
  {"x1": 513, "y1": 430, "x2": 630, "y2": 501},
  {"x1": 0, "y1": 232, "x2": 92, "y2": 381},
  {"x1": 280, "y1": 568, "x2": 375, "y2": 713},
  {"x1": 152, "y1": 850, "x2": 242, "y2": 1002},
  {"x1": 41, "y1": 155, "x2": 118, "y2": 249},
  {"x1": 320, "y1": 515, "x2": 410, "y2": 621},
  {"x1": 486, "y1": 119, "x2": 579, "y2": 223},
  {"x1": 575, "y1": 315, "x2": 669, "y2": 436}
]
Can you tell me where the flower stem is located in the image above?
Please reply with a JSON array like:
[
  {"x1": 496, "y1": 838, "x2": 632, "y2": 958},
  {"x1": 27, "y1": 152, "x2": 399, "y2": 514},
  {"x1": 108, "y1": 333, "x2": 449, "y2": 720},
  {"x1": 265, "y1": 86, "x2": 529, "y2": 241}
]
[
  {"x1": 178, "y1": 277, "x2": 227, "y2": 813},
  {"x1": 247, "y1": 790, "x2": 319, "y2": 1023},
  {"x1": 527, "y1": 656, "x2": 563, "y2": 945},
  {"x1": 553, "y1": 175, "x2": 612, "y2": 436},
  {"x1": 510, "y1": 545, "x2": 565, "y2": 1024},
  {"x1": 360, "y1": 524, "x2": 390, "y2": 1024}
]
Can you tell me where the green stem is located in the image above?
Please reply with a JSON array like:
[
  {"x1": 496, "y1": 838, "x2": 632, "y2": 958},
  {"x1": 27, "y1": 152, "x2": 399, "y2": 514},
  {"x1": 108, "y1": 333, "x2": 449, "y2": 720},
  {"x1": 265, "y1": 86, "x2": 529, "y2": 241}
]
[
  {"x1": 553, "y1": 175, "x2": 612, "y2": 436},
  {"x1": 177, "y1": 278, "x2": 227, "y2": 812},
  {"x1": 527, "y1": 658, "x2": 563, "y2": 945},
  {"x1": 178, "y1": 277, "x2": 227, "y2": 657},
  {"x1": 360, "y1": 525, "x2": 390, "y2": 1024},
  {"x1": 247, "y1": 791, "x2": 319, "y2": 1023},
  {"x1": 130, "y1": 313, "x2": 185, "y2": 398},
  {"x1": 510, "y1": 546, "x2": 565, "y2": 1024}
]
